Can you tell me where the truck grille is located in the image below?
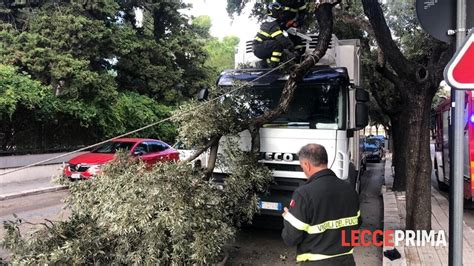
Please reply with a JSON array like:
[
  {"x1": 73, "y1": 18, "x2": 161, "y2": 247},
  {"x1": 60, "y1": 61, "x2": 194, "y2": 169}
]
[{"x1": 263, "y1": 163, "x2": 303, "y2": 172}]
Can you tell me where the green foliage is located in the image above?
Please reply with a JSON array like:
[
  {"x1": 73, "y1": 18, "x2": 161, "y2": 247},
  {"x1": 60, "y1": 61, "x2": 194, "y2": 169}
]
[
  {"x1": 219, "y1": 141, "x2": 274, "y2": 225},
  {"x1": 3, "y1": 149, "x2": 272, "y2": 264},
  {"x1": 192, "y1": 15, "x2": 212, "y2": 38},
  {"x1": 0, "y1": 64, "x2": 57, "y2": 120},
  {"x1": 0, "y1": 0, "x2": 217, "y2": 151},
  {"x1": 172, "y1": 88, "x2": 251, "y2": 149},
  {"x1": 191, "y1": 16, "x2": 240, "y2": 80},
  {"x1": 100, "y1": 91, "x2": 176, "y2": 140},
  {"x1": 384, "y1": 0, "x2": 444, "y2": 62},
  {"x1": 205, "y1": 36, "x2": 240, "y2": 73}
]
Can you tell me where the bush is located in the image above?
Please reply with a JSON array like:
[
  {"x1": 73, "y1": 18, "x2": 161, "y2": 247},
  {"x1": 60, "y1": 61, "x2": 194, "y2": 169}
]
[{"x1": 3, "y1": 149, "x2": 272, "y2": 264}]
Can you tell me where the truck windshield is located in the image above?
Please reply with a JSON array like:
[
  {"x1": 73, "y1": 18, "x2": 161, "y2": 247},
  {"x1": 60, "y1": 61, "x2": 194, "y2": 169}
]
[{"x1": 246, "y1": 83, "x2": 344, "y2": 129}]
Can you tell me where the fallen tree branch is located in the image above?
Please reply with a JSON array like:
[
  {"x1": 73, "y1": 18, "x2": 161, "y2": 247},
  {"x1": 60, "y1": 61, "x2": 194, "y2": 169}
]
[
  {"x1": 185, "y1": 2, "x2": 341, "y2": 172},
  {"x1": 183, "y1": 135, "x2": 220, "y2": 163}
]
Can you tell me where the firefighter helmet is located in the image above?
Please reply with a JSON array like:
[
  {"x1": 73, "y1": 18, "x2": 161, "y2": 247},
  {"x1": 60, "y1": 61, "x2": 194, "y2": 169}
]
[{"x1": 267, "y1": 2, "x2": 284, "y2": 18}]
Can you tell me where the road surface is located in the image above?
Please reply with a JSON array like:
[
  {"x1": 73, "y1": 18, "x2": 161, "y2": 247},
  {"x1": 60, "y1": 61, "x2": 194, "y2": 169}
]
[
  {"x1": 227, "y1": 161, "x2": 385, "y2": 265},
  {"x1": 0, "y1": 190, "x2": 69, "y2": 260},
  {"x1": 0, "y1": 163, "x2": 386, "y2": 265}
]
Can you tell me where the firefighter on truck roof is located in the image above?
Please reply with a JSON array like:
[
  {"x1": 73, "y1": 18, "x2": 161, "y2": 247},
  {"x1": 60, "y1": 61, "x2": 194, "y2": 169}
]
[
  {"x1": 282, "y1": 144, "x2": 361, "y2": 265},
  {"x1": 253, "y1": 2, "x2": 297, "y2": 68}
]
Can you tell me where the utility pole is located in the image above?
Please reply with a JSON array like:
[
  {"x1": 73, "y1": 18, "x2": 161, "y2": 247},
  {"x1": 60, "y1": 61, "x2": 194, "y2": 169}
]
[{"x1": 449, "y1": 0, "x2": 467, "y2": 265}]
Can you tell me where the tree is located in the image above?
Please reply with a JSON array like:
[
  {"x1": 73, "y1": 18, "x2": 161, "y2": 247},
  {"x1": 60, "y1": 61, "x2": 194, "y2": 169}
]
[
  {"x1": 0, "y1": 0, "x2": 212, "y2": 152},
  {"x1": 192, "y1": 16, "x2": 240, "y2": 79},
  {"x1": 204, "y1": 36, "x2": 240, "y2": 73},
  {"x1": 334, "y1": 0, "x2": 453, "y2": 229},
  {"x1": 2, "y1": 150, "x2": 272, "y2": 264},
  {"x1": 227, "y1": 0, "x2": 454, "y2": 230},
  {"x1": 177, "y1": 1, "x2": 341, "y2": 180},
  {"x1": 359, "y1": 0, "x2": 454, "y2": 230}
]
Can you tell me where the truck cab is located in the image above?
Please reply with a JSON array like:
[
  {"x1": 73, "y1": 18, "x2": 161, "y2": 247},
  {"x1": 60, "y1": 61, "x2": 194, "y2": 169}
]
[{"x1": 212, "y1": 35, "x2": 369, "y2": 216}]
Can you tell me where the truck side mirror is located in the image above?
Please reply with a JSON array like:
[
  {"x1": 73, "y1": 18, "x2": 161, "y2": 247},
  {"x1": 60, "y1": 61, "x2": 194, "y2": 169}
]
[
  {"x1": 197, "y1": 87, "x2": 209, "y2": 101},
  {"x1": 356, "y1": 88, "x2": 369, "y2": 102},
  {"x1": 356, "y1": 103, "x2": 369, "y2": 129}
]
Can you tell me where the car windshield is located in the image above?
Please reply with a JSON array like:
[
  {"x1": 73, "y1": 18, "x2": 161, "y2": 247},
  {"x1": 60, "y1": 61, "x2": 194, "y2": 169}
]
[
  {"x1": 92, "y1": 141, "x2": 136, "y2": 153},
  {"x1": 244, "y1": 83, "x2": 344, "y2": 129},
  {"x1": 365, "y1": 144, "x2": 379, "y2": 151},
  {"x1": 366, "y1": 138, "x2": 382, "y2": 146}
]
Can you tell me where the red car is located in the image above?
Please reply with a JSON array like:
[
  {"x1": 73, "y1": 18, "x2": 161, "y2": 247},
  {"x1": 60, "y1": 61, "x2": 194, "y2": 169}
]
[{"x1": 63, "y1": 138, "x2": 179, "y2": 180}]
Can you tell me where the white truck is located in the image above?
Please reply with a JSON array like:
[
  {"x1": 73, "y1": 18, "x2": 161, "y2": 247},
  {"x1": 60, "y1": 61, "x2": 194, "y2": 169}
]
[{"x1": 211, "y1": 34, "x2": 369, "y2": 216}]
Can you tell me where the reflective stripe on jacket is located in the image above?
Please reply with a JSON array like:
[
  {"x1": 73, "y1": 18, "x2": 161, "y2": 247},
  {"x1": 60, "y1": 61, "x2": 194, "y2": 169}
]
[
  {"x1": 254, "y1": 20, "x2": 293, "y2": 50},
  {"x1": 281, "y1": 169, "x2": 361, "y2": 262},
  {"x1": 274, "y1": 0, "x2": 307, "y2": 12}
]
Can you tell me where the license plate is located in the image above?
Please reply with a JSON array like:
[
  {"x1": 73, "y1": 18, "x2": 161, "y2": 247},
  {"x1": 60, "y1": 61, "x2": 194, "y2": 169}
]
[
  {"x1": 71, "y1": 173, "x2": 81, "y2": 179},
  {"x1": 258, "y1": 201, "x2": 283, "y2": 211}
]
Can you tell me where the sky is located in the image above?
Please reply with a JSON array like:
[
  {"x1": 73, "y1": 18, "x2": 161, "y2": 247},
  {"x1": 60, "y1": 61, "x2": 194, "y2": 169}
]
[{"x1": 182, "y1": 0, "x2": 259, "y2": 40}]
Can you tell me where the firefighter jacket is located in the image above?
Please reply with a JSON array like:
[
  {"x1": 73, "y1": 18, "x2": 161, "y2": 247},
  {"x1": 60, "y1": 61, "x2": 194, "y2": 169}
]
[
  {"x1": 276, "y1": 0, "x2": 307, "y2": 26},
  {"x1": 277, "y1": 0, "x2": 307, "y2": 13},
  {"x1": 254, "y1": 19, "x2": 294, "y2": 50},
  {"x1": 282, "y1": 169, "x2": 361, "y2": 263}
]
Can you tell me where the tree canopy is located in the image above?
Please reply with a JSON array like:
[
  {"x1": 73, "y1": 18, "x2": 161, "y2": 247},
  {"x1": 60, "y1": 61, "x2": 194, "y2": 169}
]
[{"x1": 0, "y1": 0, "x2": 219, "y2": 152}]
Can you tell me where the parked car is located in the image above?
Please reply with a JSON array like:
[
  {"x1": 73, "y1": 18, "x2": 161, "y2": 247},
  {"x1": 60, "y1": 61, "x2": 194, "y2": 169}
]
[
  {"x1": 173, "y1": 141, "x2": 208, "y2": 169},
  {"x1": 63, "y1": 138, "x2": 179, "y2": 180},
  {"x1": 363, "y1": 139, "x2": 383, "y2": 163}
]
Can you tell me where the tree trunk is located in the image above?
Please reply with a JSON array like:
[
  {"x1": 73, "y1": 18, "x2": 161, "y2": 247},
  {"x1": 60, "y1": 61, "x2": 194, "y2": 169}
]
[
  {"x1": 183, "y1": 2, "x2": 340, "y2": 172},
  {"x1": 205, "y1": 140, "x2": 220, "y2": 177},
  {"x1": 390, "y1": 114, "x2": 406, "y2": 191},
  {"x1": 402, "y1": 84, "x2": 435, "y2": 230}
]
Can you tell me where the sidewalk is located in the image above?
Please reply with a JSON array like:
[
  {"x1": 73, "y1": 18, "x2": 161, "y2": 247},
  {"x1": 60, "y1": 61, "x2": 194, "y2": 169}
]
[
  {"x1": 0, "y1": 176, "x2": 66, "y2": 201},
  {"x1": 382, "y1": 154, "x2": 474, "y2": 265}
]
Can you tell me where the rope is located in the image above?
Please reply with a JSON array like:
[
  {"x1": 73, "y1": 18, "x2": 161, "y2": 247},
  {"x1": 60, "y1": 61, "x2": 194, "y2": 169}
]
[{"x1": 0, "y1": 58, "x2": 296, "y2": 177}]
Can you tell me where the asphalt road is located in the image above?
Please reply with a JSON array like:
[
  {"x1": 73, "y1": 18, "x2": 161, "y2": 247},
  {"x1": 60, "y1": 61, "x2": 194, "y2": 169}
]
[
  {"x1": 0, "y1": 163, "x2": 386, "y2": 265},
  {"x1": 0, "y1": 190, "x2": 69, "y2": 260},
  {"x1": 227, "y1": 161, "x2": 385, "y2": 265}
]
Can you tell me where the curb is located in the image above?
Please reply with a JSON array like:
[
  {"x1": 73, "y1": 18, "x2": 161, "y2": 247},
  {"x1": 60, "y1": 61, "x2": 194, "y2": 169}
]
[
  {"x1": 382, "y1": 154, "x2": 407, "y2": 266},
  {"x1": 0, "y1": 185, "x2": 68, "y2": 201}
]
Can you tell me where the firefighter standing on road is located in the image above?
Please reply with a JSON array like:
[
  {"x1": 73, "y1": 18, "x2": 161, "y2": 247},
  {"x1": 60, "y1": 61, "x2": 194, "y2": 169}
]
[
  {"x1": 282, "y1": 144, "x2": 361, "y2": 265},
  {"x1": 253, "y1": 2, "x2": 296, "y2": 67}
]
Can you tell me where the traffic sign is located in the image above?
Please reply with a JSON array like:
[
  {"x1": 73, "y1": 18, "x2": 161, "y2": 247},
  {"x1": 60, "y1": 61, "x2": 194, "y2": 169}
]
[
  {"x1": 416, "y1": 0, "x2": 473, "y2": 43},
  {"x1": 444, "y1": 32, "x2": 474, "y2": 89}
]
